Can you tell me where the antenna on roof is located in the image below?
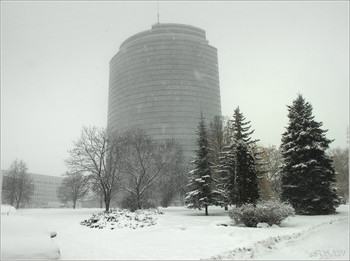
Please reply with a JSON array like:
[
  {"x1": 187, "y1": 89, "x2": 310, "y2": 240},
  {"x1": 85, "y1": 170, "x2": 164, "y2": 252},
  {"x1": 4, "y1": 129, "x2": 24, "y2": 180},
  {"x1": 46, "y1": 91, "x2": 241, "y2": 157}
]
[{"x1": 157, "y1": 2, "x2": 160, "y2": 23}]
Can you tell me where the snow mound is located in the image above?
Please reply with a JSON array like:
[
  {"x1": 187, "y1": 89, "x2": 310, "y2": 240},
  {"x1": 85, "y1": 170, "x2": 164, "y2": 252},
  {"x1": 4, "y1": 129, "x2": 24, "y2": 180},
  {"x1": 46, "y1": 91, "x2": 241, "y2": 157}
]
[
  {"x1": 80, "y1": 208, "x2": 164, "y2": 229},
  {"x1": 1, "y1": 205, "x2": 17, "y2": 215},
  {"x1": 2, "y1": 215, "x2": 61, "y2": 260},
  {"x1": 257, "y1": 222, "x2": 270, "y2": 228}
]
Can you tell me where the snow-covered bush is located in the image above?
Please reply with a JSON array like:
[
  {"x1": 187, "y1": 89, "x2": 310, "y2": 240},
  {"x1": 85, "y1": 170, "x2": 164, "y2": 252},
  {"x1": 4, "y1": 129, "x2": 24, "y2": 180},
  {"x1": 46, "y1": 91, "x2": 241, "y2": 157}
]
[
  {"x1": 229, "y1": 200, "x2": 295, "y2": 227},
  {"x1": 80, "y1": 208, "x2": 163, "y2": 229},
  {"x1": 255, "y1": 200, "x2": 295, "y2": 226},
  {"x1": 229, "y1": 203, "x2": 258, "y2": 227}
]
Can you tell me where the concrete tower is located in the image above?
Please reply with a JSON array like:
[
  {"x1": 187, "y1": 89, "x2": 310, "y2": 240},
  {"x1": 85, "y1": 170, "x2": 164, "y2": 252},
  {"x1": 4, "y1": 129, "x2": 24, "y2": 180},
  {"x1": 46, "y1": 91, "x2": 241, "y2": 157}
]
[{"x1": 107, "y1": 23, "x2": 221, "y2": 161}]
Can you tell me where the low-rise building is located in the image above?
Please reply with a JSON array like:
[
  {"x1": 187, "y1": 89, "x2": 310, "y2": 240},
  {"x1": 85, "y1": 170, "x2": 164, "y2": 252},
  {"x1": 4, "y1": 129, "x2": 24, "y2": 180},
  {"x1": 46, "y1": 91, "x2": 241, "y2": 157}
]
[
  {"x1": 28, "y1": 173, "x2": 62, "y2": 208},
  {"x1": 1, "y1": 170, "x2": 62, "y2": 208}
]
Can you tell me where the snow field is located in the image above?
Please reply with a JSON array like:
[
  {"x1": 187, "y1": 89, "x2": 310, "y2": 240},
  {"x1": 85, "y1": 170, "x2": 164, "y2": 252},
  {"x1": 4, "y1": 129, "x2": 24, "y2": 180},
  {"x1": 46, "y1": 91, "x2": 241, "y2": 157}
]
[{"x1": 11, "y1": 205, "x2": 349, "y2": 260}]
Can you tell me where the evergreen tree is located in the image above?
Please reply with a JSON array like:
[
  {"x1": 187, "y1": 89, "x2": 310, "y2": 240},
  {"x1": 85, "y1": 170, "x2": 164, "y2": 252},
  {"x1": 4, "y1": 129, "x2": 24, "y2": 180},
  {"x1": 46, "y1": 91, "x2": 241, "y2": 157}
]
[
  {"x1": 185, "y1": 114, "x2": 219, "y2": 215},
  {"x1": 231, "y1": 107, "x2": 260, "y2": 207},
  {"x1": 216, "y1": 145, "x2": 235, "y2": 207},
  {"x1": 280, "y1": 94, "x2": 340, "y2": 215},
  {"x1": 214, "y1": 117, "x2": 235, "y2": 207},
  {"x1": 234, "y1": 140, "x2": 260, "y2": 206}
]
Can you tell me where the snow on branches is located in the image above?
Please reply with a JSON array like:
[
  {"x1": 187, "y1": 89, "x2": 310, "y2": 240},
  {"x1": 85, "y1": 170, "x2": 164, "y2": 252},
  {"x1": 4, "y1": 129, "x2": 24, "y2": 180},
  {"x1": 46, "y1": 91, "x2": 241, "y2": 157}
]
[{"x1": 280, "y1": 94, "x2": 340, "y2": 215}]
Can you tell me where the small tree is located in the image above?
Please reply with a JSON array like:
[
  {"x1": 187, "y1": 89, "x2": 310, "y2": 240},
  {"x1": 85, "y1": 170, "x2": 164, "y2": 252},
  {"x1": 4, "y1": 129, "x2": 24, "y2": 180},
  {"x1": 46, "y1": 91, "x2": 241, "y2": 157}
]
[
  {"x1": 1, "y1": 159, "x2": 34, "y2": 209},
  {"x1": 156, "y1": 150, "x2": 185, "y2": 207},
  {"x1": 329, "y1": 147, "x2": 349, "y2": 203},
  {"x1": 119, "y1": 129, "x2": 181, "y2": 210},
  {"x1": 231, "y1": 107, "x2": 260, "y2": 207},
  {"x1": 207, "y1": 116, "x2": 234, "y2": 209},
  {"x1": 234, "y1": 141, "x2": 260, "y2": 206},
  {"x1": 66, "y1": 126, "x2": 122, "y2": 211},
  {"x1": 259, "y1": 145, "x2": 283, "y2": 199},
  {"x1": 216, "y1": 145, "x2": 236, "y2": 208},
  {"x1": 280, "y1": 94, "x2": 340, "y2": 214},
  {"x1": 185, "y1": 114, "x2": 219, "y2": 215},
  {"x1": 208, "y1": 115, "x2": 225, "y2": 165},
  {"x1": 57, "y1": 171, "x2": 90, "y2": 209}
]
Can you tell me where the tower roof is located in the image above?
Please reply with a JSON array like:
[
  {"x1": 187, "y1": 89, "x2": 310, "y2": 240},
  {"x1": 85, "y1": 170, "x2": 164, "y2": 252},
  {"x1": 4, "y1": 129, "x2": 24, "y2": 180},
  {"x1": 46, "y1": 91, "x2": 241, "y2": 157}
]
[{"x1": 119, "y1": 23, "x2": 208, "y2": 50}]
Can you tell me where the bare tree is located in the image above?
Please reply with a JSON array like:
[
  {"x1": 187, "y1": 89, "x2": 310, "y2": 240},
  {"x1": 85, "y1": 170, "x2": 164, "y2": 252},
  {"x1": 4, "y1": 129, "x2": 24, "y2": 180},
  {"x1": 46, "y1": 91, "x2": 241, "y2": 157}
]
[
  {"x1": 119, "y1": 129, "x2": 181, "y2": 210},
  {"x1": 259, "y1": 145, "x2": 283, "y2": 199},
  {"x1": 91, "y1": 181, "x2": 105, "y2": 208},
  {"x1": 208, "y1": 115, "x2": 225, "y2": 165},
  {"x1": 329, "y1": 147, "x2": 349, "y2": 203},
  {"x1": 155, "y1": 142, "x2": 184, "y2": 207},
  {"x1": 65, "y1": 126, "x2": 122, "y2": 211},
  {"x1": 57, "y1": 171, "x2": 90, "y2": 209},
  {"x1": 1, "y1": 159, "x2": 34, "y2": 208}
]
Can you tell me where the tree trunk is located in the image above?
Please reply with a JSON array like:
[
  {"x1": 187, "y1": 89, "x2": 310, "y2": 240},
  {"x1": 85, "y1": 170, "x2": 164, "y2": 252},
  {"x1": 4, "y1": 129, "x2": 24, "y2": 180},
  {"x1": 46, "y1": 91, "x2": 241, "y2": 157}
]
[
  {"x1": 99, "y1": 194, "x2": 103, "y2": 208},
  {"x1": 105, "y1": 196, "x2": 110, "y2": 212},
  {"x1": 137, "y1": 195, "x2": 142, "y2": 210},
  {"x1": 225, "y1": 205, "x2": 228, "y2": 211},
  {"x1": 136, "y1": 188, "x2": 142, "y2": 209},
  {"x1": 73, "y1": 200, "x2": 76, "y2": 209},
  {"x1": 10, "y1": 194, "x2": 15, "y2": 207},
  {"x1": 205, "y1": 205, "x2": 208, "y2": 216},
  {"x1": 16, "y1": 190, "x2": 22, "y2": 209}
]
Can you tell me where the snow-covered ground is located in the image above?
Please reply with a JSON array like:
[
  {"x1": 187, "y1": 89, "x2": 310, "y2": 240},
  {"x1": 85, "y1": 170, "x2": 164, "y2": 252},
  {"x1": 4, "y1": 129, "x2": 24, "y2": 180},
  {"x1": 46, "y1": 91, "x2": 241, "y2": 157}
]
[{"x1": 3, "y1": 205, "x2": 349, "y2": 260}]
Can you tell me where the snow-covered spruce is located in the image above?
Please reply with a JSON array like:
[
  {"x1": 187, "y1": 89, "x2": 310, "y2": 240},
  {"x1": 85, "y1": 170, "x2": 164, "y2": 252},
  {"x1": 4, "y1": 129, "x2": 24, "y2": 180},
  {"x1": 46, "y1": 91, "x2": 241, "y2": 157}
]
[
  {"x1": 280, "y1": 94, "x2": 340, "y2": 215},
  {"x1": 80, "y1": 208, "x2": 163, "y2": 229},
  {"x1": 185, "y1": 113, "x2": 220, "y2": 216},
  {"x1": 231, "y1": 107, "x2": 261, "y2": 207}
]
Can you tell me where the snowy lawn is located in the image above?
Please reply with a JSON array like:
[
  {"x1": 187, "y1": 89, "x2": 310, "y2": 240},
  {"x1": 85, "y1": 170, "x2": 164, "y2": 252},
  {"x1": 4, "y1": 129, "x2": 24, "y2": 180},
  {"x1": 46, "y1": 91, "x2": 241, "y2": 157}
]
[
  {"x1": 1, "y1": 215, "x2": 61, "y2": 260},
  {"x1": 8, "y1": 205, "x2": 349, "y2": 260}
]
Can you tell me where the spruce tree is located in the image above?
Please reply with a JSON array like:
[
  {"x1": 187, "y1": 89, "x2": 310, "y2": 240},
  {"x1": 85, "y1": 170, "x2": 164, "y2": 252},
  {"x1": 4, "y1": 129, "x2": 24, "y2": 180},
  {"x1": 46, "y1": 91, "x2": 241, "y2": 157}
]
[
  {"x1": 216, "y1": 145, "x2": 235, "y2": 207},
  {"x1": 231, "y1": 107, "x2": 260, "y2": 207},
  {"x1": 185, "y1": 114, "x2": 219, "y2": 215},
  {"x1": 280, "y1": 94, "x2": 340, "y2": 215}
]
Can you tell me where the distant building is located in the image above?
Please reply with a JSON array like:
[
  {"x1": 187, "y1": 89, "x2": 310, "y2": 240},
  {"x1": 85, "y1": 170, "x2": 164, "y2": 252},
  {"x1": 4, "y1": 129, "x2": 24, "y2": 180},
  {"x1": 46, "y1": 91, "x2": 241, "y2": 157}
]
[
  {"x1": 107, "y1": 23, "x2": 222, "y2": 162},
  {"x1": 1, "y1": 170, "x2": 62, "y2": 208},
  {"x1": 27, "y1": 173, "x2": 62, "y2": 208}
]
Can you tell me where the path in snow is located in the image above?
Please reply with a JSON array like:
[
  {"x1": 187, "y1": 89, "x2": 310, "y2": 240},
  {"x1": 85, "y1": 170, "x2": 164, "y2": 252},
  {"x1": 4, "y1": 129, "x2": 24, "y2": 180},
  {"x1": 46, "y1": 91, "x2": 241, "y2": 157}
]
[
  {"x1": 254, "y1": 218, "x2": 349, "y2": 260},
  {"x1": 209, "y1": 209, "x2": 349, "y2": 260}
]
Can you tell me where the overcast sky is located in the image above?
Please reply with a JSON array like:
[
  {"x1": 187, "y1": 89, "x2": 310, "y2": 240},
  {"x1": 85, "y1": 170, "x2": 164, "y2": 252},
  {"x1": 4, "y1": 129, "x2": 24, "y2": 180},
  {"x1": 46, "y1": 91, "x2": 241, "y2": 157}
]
[{"x1": 1, "y1": 1, "x2": 349, "y2": 177}]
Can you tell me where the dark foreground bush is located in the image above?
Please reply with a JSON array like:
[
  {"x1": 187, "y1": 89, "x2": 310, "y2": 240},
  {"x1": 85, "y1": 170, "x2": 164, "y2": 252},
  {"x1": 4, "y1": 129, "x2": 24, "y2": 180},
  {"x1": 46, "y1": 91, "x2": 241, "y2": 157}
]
[
  {"x1": 120, "y1": 194, "x2": 157, "y2": 212},
  {"x1": 229, "y1": 200, "x2": 295, "y2": 227}
]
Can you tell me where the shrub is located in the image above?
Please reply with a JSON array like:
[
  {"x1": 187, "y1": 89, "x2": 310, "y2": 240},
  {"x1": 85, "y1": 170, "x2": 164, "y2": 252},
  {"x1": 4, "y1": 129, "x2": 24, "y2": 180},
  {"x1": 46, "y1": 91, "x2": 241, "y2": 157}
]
[
  {"x1": 120, "y1": 194, "x2": 139, "y2": 212},
  {"x1": 255, "y1": 200, "x2": 295, "y2": 226},
  {"x1": 80, "y1": 208, "x2": 163, "y2": 229},
  {"x1": 120, "y1": 194, "x2": 157, "y2": 212},
  {"x1": 229, "y1": 200, "x2": 295, "y2": 227}
]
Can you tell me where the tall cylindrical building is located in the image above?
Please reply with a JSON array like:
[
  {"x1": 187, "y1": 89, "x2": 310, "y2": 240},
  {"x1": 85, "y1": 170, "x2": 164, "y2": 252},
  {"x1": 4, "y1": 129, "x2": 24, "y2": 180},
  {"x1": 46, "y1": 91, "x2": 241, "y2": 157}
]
[{"x1": 107, "y1": 23, "x2": 221, "y2": 161}]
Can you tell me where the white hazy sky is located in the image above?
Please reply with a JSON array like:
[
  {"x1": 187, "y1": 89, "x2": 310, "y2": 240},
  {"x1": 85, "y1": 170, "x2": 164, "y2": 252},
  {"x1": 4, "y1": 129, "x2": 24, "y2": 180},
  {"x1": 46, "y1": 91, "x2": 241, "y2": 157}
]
[{"x1": 1, "y1": 1, "x2": 349, "y2": 177}]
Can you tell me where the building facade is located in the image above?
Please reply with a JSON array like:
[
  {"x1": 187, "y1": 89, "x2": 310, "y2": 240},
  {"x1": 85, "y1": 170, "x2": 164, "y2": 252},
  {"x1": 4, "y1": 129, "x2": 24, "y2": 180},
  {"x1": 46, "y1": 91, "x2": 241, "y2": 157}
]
[
  {"x1": 28, "y1": 173, "x2": 62, "y2": 208},
  {"x1": 107, "y1": 23, "x2": 221, "y2": 161}
]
